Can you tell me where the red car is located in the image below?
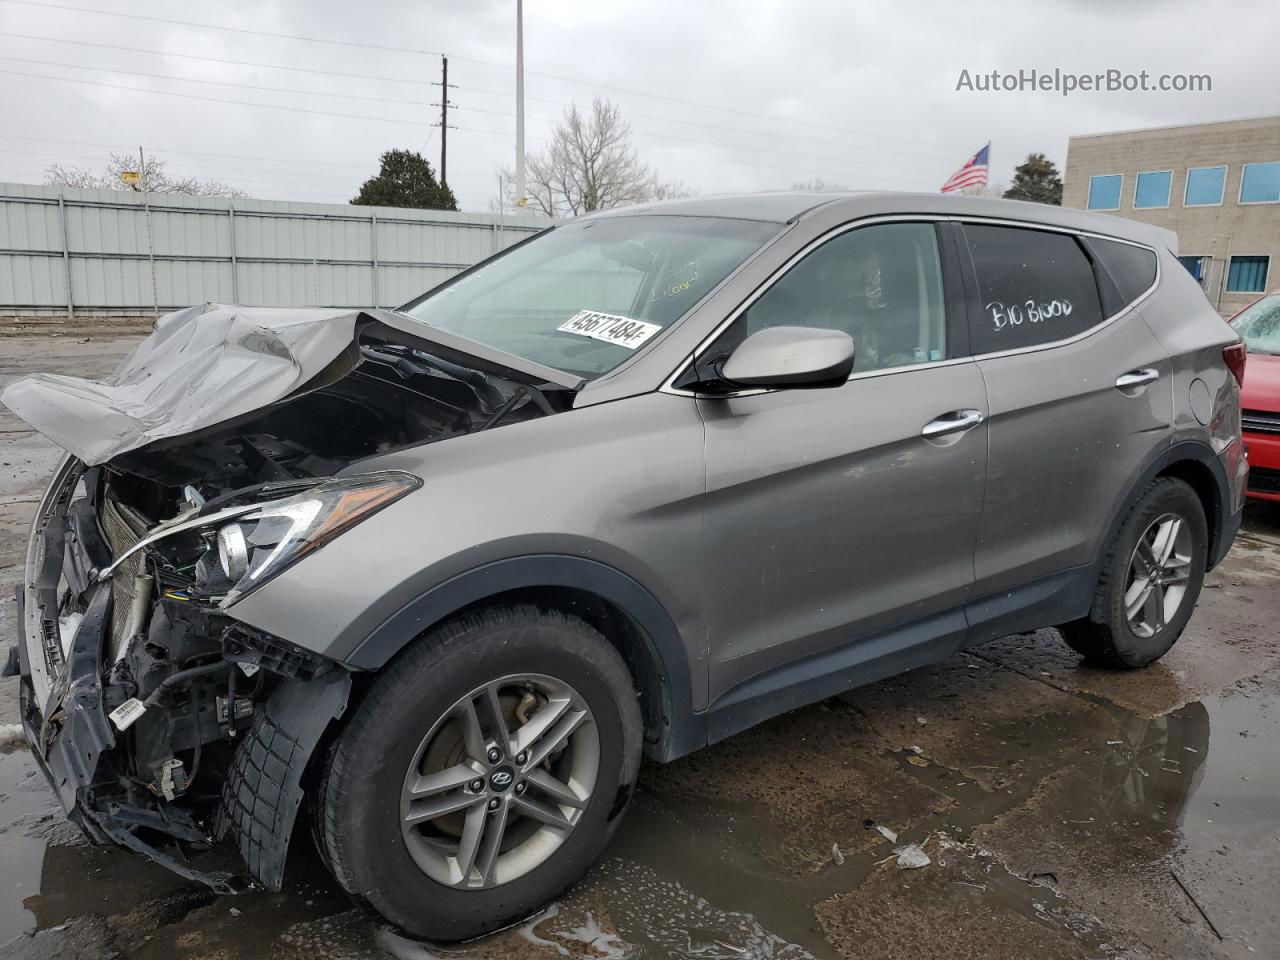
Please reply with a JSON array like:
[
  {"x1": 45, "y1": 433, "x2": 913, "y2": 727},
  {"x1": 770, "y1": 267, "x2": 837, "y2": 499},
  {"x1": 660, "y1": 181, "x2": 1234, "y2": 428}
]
[{"x1": 1232, "y1": 291, "x2": 1280, "y2": 502}]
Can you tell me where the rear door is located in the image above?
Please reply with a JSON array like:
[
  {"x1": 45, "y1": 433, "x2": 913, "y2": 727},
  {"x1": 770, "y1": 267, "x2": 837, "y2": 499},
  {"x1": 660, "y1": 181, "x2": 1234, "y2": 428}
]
[
  {"x1": 694, "y1": 220, "x2": 989, "y2": 703},
  {"x1": 957, "y1": 221, "x2": 1172, "y2": 617}
]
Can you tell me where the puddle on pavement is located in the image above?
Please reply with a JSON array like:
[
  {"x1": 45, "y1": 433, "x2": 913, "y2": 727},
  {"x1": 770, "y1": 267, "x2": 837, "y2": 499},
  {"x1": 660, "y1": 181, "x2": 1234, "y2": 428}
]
[
  {"x1": 0, "y1": 747, "x2": 55, "y2": 940},
  {"x1": 2, "y1": 658, "x2": 1278, "y2": 959}
]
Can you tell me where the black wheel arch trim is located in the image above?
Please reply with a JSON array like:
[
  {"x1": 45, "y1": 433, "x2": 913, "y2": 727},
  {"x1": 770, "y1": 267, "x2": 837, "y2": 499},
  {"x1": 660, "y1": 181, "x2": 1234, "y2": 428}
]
[
  {"x1": 1108, "y1": 438, "x2": 1238, "y2": 573},
  {"x1": 344, "y1": 554, "x2": 704, "y2": 762}
]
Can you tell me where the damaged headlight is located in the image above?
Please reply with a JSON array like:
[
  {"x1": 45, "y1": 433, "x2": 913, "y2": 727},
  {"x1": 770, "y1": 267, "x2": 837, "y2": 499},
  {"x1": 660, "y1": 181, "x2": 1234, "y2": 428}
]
[{"x1": 193, "y1": 472, "x2": 421, "y2": 604}]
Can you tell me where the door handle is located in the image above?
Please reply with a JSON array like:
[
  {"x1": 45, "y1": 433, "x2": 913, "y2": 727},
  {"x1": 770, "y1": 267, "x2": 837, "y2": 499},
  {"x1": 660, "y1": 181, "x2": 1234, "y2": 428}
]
[
  {"x1": 1115, "y1": 368, "x2": 1159, "y2": 390},
  {"x1": 921, "y1": 409, "x2": 984, "y2": 439}
]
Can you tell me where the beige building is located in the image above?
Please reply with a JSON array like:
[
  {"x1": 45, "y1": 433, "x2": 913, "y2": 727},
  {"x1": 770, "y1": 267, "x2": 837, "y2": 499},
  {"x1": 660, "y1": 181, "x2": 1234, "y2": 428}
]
[{"x1": 1063, "y1": 115, "x2": 1280, "y2": 317}]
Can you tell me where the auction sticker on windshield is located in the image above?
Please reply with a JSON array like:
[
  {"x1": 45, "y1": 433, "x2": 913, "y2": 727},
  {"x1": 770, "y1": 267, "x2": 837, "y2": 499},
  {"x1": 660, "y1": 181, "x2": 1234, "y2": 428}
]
[{"x1": 558, "y1": 310, "x2": 661, "y2": 350}]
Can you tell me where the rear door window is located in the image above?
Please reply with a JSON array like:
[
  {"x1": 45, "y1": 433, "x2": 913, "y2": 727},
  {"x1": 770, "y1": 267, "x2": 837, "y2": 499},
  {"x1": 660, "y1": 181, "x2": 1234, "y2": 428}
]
[
  {"x1": 1084, "y1": 236, "x2": 1158, "y2": 313},
  {"x1": 962, "y1": 224, "x2": 1105, "y2": 354}
]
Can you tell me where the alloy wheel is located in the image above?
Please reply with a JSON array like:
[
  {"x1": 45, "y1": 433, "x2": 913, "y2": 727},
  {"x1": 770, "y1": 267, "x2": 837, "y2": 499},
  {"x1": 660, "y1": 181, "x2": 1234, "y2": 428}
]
[
  {"x1": 1123, "y1": 512, "x2": 1193, "y2": 640},
  {"x1": 399, "y1": 673, "x2": 600, "y2": 889}
]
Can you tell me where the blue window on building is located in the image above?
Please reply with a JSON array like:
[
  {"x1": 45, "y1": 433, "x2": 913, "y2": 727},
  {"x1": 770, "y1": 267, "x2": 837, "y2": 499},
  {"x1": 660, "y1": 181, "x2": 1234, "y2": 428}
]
[
  {"x1": 1178, "y1": 255, "x2": 1208, "y2": 283},
  {"x1": 1227, "y1": 256, "x2": 1269, "y2": 293},
  {"x1": 1240, "y1": 162, "x2": 1280, "y2": 204},
  {"x1": 1184, "y1": 166, "x2": 1227, "y2": 206},
  {"x1": 1087, "y1": 174, "x2": 1122, "y2": 210},
  {"x1": 1134, "y1": 171, "x2": 1172, "y2": 208}
]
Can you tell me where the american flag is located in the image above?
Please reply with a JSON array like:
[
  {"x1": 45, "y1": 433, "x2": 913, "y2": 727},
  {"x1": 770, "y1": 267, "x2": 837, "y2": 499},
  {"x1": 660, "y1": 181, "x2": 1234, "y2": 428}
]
[{"x1": 941, "y1": 144, "x2": 990, "y2": 193}]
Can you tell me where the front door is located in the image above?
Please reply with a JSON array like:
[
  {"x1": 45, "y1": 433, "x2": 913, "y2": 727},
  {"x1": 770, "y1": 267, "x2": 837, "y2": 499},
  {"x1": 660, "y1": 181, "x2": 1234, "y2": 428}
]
[{"x1": 695, "y1": 221, "x2": 989, "y2": 704}]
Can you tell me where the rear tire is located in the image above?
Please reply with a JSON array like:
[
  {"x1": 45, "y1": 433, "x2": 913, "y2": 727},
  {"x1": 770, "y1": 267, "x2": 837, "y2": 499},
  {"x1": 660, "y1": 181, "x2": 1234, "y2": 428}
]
[
  {"x1": 1060, "y1": 477, "x2": 1207, "y2": 669},
  {"x1": 319, "y1": 605, "x2": 642, "y2": 941}
]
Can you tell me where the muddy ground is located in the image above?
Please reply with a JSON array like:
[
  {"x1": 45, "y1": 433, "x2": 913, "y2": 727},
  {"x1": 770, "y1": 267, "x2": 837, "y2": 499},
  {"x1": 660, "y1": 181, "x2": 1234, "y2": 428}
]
[{"x1": 1, "y1": 329, "x2": 1278, "y2": 960}]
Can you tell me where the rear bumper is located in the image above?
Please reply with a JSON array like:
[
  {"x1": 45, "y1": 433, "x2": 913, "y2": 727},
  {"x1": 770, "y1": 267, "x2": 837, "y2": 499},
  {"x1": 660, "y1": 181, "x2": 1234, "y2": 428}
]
[{"x1": 1244, "y1": 430, "x2": 1280, "y2": 502}]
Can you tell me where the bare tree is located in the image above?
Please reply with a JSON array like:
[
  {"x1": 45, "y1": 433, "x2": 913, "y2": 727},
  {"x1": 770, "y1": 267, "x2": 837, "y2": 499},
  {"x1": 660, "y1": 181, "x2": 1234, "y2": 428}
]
[
  {"x1": 44, "y1": 152, "x2": 248, "y2": 197},
  {"x1": 789, "y1": 177, "x2": 851, "y2": 192},
  {"x1": 500, "y1": 98, "x2": 685, "y2": 217}
]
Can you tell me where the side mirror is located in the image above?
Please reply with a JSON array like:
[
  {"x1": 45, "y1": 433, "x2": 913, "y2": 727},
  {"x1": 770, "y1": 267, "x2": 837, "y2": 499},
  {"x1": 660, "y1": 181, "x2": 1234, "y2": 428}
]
[{"x1": 720, "y1": 326, "x2": 855, "y2": 389}]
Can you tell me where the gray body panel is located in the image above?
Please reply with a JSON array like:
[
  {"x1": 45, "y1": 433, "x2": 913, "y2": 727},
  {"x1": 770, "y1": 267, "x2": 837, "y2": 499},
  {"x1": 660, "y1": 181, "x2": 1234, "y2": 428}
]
[
  {"x1": 7, "y1": 191, "x2": 1245, "y2": 765},
  {"x1": 698, "y1": 362, "x2": 988, "y2": 702},
  {"x1": 227, "y1": 391, "x2": 714, "y2": 706},
  {"x1": 198, "y1": 192, "x2": 1244, "y2": 738},
  {"x1": 972, "y1": 308, "x2": 1174, "y2": 596}
]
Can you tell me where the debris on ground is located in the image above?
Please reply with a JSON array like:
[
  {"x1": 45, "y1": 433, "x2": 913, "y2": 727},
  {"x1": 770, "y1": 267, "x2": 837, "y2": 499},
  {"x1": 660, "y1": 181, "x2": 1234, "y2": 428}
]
[
  {"x1": 894, "y1": 844, "x2": 931, "y2": 869},
  {"x1": 1171, "y1": 870, "x2": 1224, "y2": 941},
  {"x1": 831, "y1": 842, "x2": 845, "y2": 866},
  {"x1": 0, "y1": 724, "x2": 26, "y2": 749},
  {"x1": 875, "y1": 825, "x2": 899, "y2": 844}
]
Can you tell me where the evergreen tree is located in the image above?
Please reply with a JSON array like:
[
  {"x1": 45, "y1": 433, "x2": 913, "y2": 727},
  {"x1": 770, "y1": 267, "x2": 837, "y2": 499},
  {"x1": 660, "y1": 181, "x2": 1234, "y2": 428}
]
[
  {"x1": 351, "y1": 150, "x2": 458, "y2": 210},
  {"x1": 1002, "y1": 153, "x2": 1063, "y2": 205}
]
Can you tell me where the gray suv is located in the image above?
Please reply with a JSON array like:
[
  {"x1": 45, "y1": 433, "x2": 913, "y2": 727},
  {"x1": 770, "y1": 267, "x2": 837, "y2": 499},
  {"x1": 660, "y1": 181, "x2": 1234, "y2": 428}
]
[{"x1": 2, "y1": 192, "x2": 1247, "y2": 940}]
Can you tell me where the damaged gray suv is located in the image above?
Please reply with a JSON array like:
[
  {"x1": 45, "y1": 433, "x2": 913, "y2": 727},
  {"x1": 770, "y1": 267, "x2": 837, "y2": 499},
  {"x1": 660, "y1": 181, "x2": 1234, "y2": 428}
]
[{"x1": 2, "y1": 193, "x2": 1246, "y2": 940}]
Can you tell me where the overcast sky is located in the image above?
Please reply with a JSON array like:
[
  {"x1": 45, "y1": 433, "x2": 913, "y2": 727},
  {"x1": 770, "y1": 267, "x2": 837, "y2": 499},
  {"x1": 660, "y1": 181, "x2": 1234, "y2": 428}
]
[{"x1": 0, "y1": 0, "x2": 1276, "y2": 212}]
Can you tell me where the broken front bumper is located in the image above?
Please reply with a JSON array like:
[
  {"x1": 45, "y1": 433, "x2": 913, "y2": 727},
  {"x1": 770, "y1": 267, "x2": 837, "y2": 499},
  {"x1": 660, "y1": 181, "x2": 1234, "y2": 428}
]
[
  {"x1": 8, "y1": 456, "x2": 241, "y2": 890},
  {"x1": 5, "y1": 456, "x2": 349, "y2": 894}
]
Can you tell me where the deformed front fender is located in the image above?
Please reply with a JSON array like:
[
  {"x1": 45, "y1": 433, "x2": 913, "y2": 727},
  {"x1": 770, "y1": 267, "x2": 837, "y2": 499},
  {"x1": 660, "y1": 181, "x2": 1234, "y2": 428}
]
[{"x1": 216, "y1": 669, "x2": 352, "y2": 891}]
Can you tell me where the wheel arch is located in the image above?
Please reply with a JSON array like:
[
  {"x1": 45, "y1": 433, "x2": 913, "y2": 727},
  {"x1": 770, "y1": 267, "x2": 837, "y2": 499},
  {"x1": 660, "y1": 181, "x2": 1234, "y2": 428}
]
[
  {"x1": 344, "y1": 555, "x2": 704, "y2": 762},
  {"x1": 1107, "y1": 439, "x2": 1236, "y2": 573}
]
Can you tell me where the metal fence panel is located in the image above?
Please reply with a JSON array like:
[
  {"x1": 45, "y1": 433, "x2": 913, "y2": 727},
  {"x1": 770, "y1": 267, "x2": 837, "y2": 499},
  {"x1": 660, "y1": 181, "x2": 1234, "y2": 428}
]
[
  {"x1": 0, "y1": 182, "x2": 549, "y2": 315},
  {"x1": 0, "y1": 253, "x2": 65, "y2": 306}
]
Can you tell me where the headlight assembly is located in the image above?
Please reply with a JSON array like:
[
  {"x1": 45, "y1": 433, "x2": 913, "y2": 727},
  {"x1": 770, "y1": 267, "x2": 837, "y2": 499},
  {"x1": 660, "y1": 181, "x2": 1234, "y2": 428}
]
[{"x1": 202, "y1": 472, "x2": 421, "y2": 605}]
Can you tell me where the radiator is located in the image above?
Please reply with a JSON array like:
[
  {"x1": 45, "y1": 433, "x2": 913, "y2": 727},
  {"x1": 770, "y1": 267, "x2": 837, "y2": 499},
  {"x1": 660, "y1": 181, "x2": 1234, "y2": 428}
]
[{"x1": 100, "y1": 498, "x2": 151, "y2": 662}]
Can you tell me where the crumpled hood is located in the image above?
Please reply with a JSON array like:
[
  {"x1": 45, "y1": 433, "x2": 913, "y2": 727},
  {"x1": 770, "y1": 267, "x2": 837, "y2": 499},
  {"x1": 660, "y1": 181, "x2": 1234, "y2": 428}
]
[
  {"x1": 1, "y1": 303, "x2": 583, "y2": 465},
  {"x1": 2, "y1": 304, "x2": 366, "y2": 465}
]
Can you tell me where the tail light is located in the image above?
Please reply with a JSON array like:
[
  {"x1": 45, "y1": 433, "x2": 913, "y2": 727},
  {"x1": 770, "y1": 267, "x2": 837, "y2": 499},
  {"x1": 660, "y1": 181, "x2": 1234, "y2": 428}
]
[{"x1": 1224, "y1": 342, "x2": 1247, "y2": 387}]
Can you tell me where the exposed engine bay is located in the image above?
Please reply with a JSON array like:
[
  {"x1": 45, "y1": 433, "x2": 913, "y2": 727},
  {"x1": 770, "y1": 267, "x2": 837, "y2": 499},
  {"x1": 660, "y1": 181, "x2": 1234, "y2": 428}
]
[{"x1": 4, "y1": 306, "x2": 578, "y2": 891}]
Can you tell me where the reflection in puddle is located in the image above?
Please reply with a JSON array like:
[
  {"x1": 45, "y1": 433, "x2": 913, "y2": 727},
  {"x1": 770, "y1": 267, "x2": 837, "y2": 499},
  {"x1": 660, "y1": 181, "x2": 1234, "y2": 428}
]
[{"x1": 5, "y1": 660, "x2": 1279, "y2": 958}]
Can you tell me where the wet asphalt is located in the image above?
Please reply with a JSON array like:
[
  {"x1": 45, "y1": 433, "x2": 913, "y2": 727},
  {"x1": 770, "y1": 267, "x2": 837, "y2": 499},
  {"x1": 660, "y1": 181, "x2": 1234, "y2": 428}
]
[{"x1": 1, "y1": 324, "x2": 1278, "y2": 960}]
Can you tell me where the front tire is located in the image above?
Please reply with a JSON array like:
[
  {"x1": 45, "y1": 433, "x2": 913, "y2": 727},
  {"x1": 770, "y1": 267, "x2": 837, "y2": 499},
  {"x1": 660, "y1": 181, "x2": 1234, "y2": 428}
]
[
  {"x1": 1060, "y1": 477, "x2": 1207, "y2": 669},
  {"x1": 319, "y1": 605, "x2": 642, "y2": 941}
]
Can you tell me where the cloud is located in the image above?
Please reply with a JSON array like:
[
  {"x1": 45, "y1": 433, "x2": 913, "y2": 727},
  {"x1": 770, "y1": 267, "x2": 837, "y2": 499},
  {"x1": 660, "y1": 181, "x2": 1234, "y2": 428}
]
[{"x1": 0, "y1": 0, "x2": 1274, "y2": 208}]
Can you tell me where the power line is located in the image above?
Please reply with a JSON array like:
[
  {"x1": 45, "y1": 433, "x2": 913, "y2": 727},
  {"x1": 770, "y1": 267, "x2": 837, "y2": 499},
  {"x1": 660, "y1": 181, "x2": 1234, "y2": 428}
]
[
  {"x1": 6, "y1": 29, "x2": 955, "y2": 166},
  {"x1": 0, "y1": 134, "x2": 496, "y2": 181},
  {"x1": 452, "y1": 82, "x2": 949, "y2": 167},
  {"x1": 3, "y1": 31, "x2": 429, "y2": 85},
  {"x1": 0, "y1": 67, "x2": 427, "y2": 126},
  {"x1": 0, "y1": 0, "x2": 439, "y2": 55},
  {"x1": 0, "y1": 55, "x2": 429, "y2": 105},
  {"x1": 450, "y1": 123, "x2": 917, "y2": 190},
  {"x1": 0, "y1": 61, "x2": 931, "y2": 181},
  {"x1": 0, "y1": 140, "x2": 496, "y2": 185},
  {"x1": 1, "y1": 0, "x2": 961, "y2": 154},
  {"x1": 0, "y1": 133, "x2": 367, "y2": 169}
]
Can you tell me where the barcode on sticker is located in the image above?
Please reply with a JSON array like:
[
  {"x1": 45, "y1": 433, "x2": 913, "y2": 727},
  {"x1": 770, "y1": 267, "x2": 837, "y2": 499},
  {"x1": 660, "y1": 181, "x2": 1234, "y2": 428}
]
[
  {"x1": 109, "y1": 697, "x2": 147, "y2": 731},
  {"x1": 557, "y1": 310, "x2": 661, "y2": 350}
]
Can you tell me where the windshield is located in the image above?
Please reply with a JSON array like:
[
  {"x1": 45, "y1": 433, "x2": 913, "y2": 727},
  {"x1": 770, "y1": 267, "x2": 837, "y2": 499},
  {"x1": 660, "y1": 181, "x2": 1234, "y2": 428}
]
[
  {"x1": 400, "y1": 215, "x2": 779, "y2": 377},
  {"x1": 1232, "y1": 294, "x2": 1280, "y2": 356}
]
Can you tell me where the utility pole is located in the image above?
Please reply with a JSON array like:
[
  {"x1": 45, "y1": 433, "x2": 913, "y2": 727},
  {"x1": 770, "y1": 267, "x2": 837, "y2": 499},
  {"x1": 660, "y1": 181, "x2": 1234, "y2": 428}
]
[
  {"x1": 515, "y1": 0, "x2": 525, "y2": 210},
  {"x1": 431, "y1": 56, "x2": 456, "y2": 190}
]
